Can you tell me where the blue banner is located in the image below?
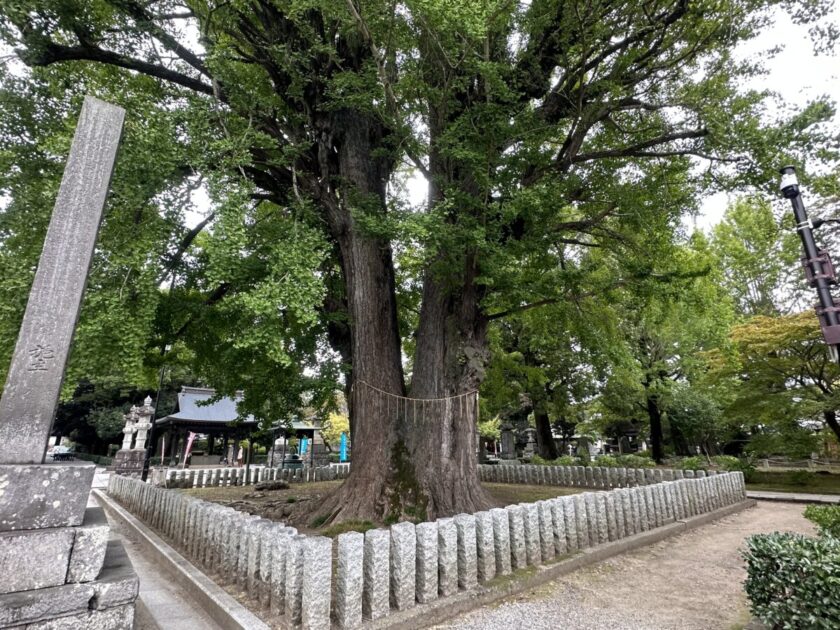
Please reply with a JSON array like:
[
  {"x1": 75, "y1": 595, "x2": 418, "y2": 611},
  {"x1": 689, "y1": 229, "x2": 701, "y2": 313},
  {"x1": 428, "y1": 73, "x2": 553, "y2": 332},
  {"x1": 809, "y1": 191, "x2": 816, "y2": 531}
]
[
  {"x1": 300, "y1": 437, "x2": 308, "y2": 454},
  {"x1": 340, "y1": 432, "x2": 347, "y2": 462}
]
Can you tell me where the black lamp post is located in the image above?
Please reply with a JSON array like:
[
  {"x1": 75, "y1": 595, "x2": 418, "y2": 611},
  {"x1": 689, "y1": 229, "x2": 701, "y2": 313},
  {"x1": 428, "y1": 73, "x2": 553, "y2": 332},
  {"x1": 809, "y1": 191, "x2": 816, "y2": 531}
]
[{"x1": 780, "y1": 166, "x2": 840, "y2": 363}]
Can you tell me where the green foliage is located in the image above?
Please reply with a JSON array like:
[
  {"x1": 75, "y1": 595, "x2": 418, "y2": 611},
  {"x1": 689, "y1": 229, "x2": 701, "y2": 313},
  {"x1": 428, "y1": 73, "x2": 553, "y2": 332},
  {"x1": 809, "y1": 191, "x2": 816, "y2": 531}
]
[
  {"x1": 710, "y1": 455, "x2": 741, "y2": 470},
  {"x1": 804, "y1": 505, "x2": 840, "y2": 538},
  {"x1": 789, "y1": 470, "x2": 814, "y2": 486},
  {"x1": 530, "y1": 455, "x2": 578, "y2": 466},
  {"x1": 678, "y1": 456, "x2": 708, "y2": 471},
  {"x1": 743, "y1": 532, "x2": 840, "y2": 629},
  {"x1": 85, "y1": 407, "x2": 126, "y2": 441},
  {"x1": 613, "y1": 454, "x2": 657, "y2": 469}
]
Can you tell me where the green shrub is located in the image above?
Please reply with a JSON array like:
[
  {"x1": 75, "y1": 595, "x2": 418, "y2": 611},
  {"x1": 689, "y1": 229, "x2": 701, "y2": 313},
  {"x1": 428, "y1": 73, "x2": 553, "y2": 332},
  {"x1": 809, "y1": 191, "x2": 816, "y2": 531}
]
[
  {"x1": 593, "y1": 455, "x2": 621, "y2": 467},
  {"x1": 531, "y1": 454, "x2": 581, "y2": 466},
  {"x1": 743, "y1": 532, "x2": 840, "y2": 629},
  {"x1": 710, "y1": 455, "x2": 740, "y2": 470},
  {"x1": 678, "y1": 456, "x2": 708, "y2": 471},
  {"x1": 614, "y1": 454, "x2": 656, "y2": 469},
  {"x1": 804, "y1": 505, "x2": 840, "y2": 538}
]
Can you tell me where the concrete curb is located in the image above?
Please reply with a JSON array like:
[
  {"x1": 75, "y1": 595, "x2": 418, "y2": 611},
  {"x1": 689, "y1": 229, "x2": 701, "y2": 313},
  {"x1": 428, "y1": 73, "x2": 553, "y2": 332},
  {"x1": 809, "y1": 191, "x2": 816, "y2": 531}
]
[
  {"x1": 746, "y1": 491, "x2": 840, "y2": 504},
  {"x1": 372, "y1": 499, "x2": 757, "y2": 630},
  {"x1": 92, "y1": 489, "x2": 269, "y2": 630}
]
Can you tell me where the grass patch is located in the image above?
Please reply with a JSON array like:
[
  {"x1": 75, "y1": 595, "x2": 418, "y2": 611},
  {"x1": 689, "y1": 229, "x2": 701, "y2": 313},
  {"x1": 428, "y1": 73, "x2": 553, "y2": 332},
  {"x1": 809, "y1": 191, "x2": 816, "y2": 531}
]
[
  {"x1": 482, "y1": 482, "x2": 581, "y2": 506},
  {"x1": 310, "y1": 514, "x2": 330, "y2": 529},
  {"x1": 746, "y1": 470, "x2": 840, "y2": 495},
  {"x1": 286, "y1": 496, "x2": 297, "y2": 503},
  {"x1": 321, "y1": 520, "x2": 376, "y2": 538}
]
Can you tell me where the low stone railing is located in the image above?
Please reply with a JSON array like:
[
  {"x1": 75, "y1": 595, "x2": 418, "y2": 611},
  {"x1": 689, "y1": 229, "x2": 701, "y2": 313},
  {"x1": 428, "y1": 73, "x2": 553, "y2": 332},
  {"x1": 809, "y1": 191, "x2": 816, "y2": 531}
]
[
  {"x1": 479, "y1": 463, "x2": 716, "y2": 488},
  {"x1": 108, "y1": 470, "x2": 745, "y2": 629},
  {"x1": 146, "y1": 463, "x2": 351, "y2": 488}
]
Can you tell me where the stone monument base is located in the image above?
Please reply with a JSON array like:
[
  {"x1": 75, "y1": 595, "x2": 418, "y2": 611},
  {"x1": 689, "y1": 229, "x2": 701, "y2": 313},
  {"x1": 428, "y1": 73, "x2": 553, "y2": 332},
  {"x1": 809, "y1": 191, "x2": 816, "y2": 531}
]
[
  {"x1": 0, "y1": 462, "x2": 138, "y2": 629},
  {"x1": 113, "y1": 449, "x2": 145, "y2": 477}
]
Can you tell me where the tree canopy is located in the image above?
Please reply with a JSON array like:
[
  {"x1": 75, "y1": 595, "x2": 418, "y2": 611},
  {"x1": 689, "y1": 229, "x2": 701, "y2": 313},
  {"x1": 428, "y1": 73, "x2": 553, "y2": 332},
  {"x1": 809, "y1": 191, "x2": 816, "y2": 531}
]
[{"x1": 1, "y1": 0, "x2": 838, "y2": 520}]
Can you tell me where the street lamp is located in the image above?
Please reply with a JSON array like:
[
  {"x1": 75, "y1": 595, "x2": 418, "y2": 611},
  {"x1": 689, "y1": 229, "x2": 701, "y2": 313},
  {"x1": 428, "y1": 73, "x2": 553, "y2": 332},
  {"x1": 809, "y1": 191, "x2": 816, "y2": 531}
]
[{"x1": 780, "y1": 166, "x2": 840, "y2": 363}]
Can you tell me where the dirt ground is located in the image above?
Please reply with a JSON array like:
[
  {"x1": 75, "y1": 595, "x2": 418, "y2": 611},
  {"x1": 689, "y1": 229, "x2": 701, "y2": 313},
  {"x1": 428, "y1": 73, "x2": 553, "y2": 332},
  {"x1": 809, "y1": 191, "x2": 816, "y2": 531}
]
[
  {"x1": 181, "y1": 481, "x2": 580, "y2": 534},
  {"x1": 436, "y1": 501, "x2": 815, "y2": 630}
]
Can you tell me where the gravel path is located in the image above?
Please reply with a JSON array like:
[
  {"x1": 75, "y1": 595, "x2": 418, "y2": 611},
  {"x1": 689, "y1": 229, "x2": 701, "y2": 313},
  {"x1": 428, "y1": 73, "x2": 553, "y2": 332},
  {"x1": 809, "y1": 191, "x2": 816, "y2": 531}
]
[{"x1": 435, "y1": 501, "x2": 814, "y2": 630}]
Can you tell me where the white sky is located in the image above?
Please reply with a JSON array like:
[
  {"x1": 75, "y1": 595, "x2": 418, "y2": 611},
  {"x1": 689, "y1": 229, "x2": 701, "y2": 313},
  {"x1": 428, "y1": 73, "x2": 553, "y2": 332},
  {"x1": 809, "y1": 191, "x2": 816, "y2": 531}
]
[{"x1": 692, "y1": 4, "x2": 840, "y2": 231}]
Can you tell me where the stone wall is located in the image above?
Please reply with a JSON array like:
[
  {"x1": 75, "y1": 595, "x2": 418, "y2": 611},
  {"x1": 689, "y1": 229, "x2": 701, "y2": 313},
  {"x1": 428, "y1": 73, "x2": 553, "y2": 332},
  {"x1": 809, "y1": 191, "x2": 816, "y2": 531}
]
[
  {"x1": 146, "y1": 463, "x2": 351, "y2": 488},
  {"x1": 479, "y1": 463, "x2": 716, "y2": 488},
  {"x1": 108, "y1": 470, "x2": 745, "y2": 629}
]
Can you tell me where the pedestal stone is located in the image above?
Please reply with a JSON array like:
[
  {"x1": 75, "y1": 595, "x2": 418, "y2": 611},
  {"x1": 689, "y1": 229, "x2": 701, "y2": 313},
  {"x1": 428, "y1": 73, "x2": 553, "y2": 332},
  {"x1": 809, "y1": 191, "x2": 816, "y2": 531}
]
[{"x1": 0, "y1": 463, "x2": 95, "y2": 531}]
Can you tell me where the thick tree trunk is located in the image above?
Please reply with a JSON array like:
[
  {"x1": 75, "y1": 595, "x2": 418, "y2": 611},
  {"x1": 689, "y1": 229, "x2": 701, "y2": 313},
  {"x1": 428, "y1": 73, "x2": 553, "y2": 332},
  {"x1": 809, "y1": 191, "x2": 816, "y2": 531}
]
[
  {"x1": 534, "y1": 407, "x2": 559, "y2": 459},
  {"x1": 645, "y1": 389, "x2": 665, "y2": 463},
  {"x1": 823, "y1": 409, "x2": 840, "y2": 446},
  {"x1": 407, "y1": 269, "x2": 494, "y2": 519},
  {"x1": 313, "y1": 109, "x2": 407, "y2": 523}
]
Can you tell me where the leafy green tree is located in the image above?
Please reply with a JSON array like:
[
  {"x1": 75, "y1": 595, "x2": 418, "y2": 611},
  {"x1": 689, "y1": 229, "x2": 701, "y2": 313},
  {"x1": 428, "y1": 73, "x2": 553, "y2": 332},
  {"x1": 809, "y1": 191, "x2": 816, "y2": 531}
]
[
  {"x1": 710, "y1": 197, "x2": 801, "y2": 317},
  {"x1": 1, "y1": 0, "x2": 837, "y2": 521},
  {"x1": 710, "y1": 311, "x2": 840, "y2": 449}
]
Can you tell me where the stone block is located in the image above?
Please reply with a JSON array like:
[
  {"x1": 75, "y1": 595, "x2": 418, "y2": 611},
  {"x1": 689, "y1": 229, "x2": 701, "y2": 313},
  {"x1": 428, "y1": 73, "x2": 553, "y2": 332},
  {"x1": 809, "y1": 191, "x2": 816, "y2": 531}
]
[
  {"x1": 550, "y1": 499, "x2": 567, "y2": 555},
  {"x1": 415, "y1": 522, "x2": 438, "y2": 603},
  {"x1": 335, "y1": 532, "x2": 363, "y2": 629},
  {"x1": 573, "y1": 495, "x2": 589, "y2": 549},
  {"x1": 436, "y1": 518, "x2": 457, "y2": 597},
  {"x1": 0, "y1": 527, "x2": 74, "y2": 594},
  {"x1": 595, "y1": 494, "x2": 609, "y2": 544},
  {"x1": 90, "y1": 540, "x2": 139, "y2": 611},
  {"x1": 66, "y1": 507, "x2": 109, "y2": 583},
  {"x1": 484, "y1": 510, "x2": 510, "y2": 579},
  {"x1": 0, "y1": 582, "x2": 94, "y2": 627},
  {"x1": 0, "y1": 463, "x2": 94, "y2": 532},
  {"x1": 453, "y1": 514, "x2": 477, "y2": 590},
  {"x1": 473, "y1": 511, "x2": 495, "y2": 582},
  {"x1": 389, "y1": 521, "x2": 416, "y2": 611},
  {"x1": 25, "y1": 602, "x2": 134, "y2": 630},
  {"x1": 363, "y1": 529, "x2": 389, "y2": 621},
  {"x1": 521, "y1": 503, "x2": 541, "y2": 566},
  {"x1": 583, "y1": 493, "x2": 599, "y2": 545},
  {"x1": 604, "y1": 493, "x2": 619, "y2": 541},
  {"x1": 302, "y1": 536, "x2": 332, "y2": 630},
  {"x1": 537, "y1": 501, "x2": 554, "y2": 562},
  {"x1": 284, "y1": 535, "x2": 305, "y2": 624},
  {"x1": 562, "y1": 497, "x2": 578, "y2": 552},
  {"x1": 505, "y1": 505, "x2": 526, "y2": 569}
]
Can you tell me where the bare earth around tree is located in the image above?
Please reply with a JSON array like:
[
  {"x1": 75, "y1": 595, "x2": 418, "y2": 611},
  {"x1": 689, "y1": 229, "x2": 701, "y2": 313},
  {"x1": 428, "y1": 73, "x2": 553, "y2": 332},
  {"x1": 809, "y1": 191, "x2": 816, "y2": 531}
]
[{"x1": 436, "y1": 501, "x2": 815, "y2": 630}]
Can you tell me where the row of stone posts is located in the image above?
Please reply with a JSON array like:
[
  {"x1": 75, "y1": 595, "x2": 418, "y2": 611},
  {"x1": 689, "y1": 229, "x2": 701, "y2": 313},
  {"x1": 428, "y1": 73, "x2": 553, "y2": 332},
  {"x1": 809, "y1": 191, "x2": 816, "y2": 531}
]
[
  {"x1": 148, "y1": 463, "x2": 352, "y2": 488},
  {"x1": 478, "y1": 463, "x2": 715, "y2": 488},
  {"x1": 109, "y1": 470, "x2": 745, "y2": 629}
]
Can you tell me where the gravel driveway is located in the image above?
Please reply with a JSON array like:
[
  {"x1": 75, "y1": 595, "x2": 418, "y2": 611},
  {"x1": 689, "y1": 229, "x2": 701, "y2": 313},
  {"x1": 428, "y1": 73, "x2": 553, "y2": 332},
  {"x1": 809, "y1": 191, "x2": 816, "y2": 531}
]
[{"x1": 435, "y1": 501, "x2": 814, "y2": 630}]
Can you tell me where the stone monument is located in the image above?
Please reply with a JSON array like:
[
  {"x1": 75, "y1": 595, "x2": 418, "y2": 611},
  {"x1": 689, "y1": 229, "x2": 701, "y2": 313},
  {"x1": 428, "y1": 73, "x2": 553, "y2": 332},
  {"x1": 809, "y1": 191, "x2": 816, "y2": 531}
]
[
  {"x1": 523, "y1": 427, "x2": 537, "y2": 459},
  {"x1": 113, "y1": 397, "x2": 154, "y2": 477},
  {"x1": 499, "y1": 422, "x2": 517, "y2": 460},
  {"x1": 0, "y1": 96, "x2": 139, "y2": 628}
]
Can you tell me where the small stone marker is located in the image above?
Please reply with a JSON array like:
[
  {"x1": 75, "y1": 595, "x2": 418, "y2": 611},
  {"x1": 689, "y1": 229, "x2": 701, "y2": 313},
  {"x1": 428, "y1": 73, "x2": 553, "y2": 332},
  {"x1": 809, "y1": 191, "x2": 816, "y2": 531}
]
[
  {"x1": 0, "y1": 97, "x2": 125, "y2": 465},
  {"x1": 436, "y1": 517, "x2": 458, "y2": 597},
  {"x1": 389, "y1": 521, "x2": 416, "y2": 610},
  {"x1": 474, "y1": 511, "x2": 496, "y2": 582},
  {"x1": 505, "y1": 504, "x2": 527, "y2": 570},
  {"x1": 302, "y1": 536, "x2": 332, "y2": 630},
  {"x1": 521, "y1": 503, "x2": 541, "y2": 565},
  {"x1": 489, "y1": 508, "x2": 512, "y2": 576},
  {"x1": 453, "y1": 514, "x2": 478, "y2": 589},
  {"x1": 335, "y1": 532, "x2": 363, "y2": 628},
  {"x1": 363, "y1": 528, "x2": 389, "y2": 620},
  {"x1": 415, "y1": 521, "x2": 438, "y2": 603}
]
